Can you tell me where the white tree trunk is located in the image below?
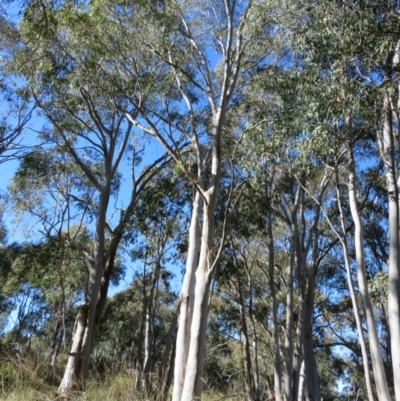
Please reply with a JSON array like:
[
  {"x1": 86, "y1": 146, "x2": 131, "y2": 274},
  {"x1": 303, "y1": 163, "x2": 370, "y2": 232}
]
[
  {"x1": 348, "y1": 144, "x2": 391, "y2": 401},
  {"x1": 58, "y1": 305, "x2": 86, "y2": 395},
  {"x1": 298, "y1": 361, "x2": 305, "y2": 401},
  {"x1": 336, "y1": 173, "x2": 375, "y2": 401},
  {"x1": 380, "y1": 91, "x2": 400, "y2": 401},
  {"x1": 172, "y1": 192, "x2": 201, "y2": 401},
  {"x1": 181, "y1": 197, "x2": 217, "y2": 400}
]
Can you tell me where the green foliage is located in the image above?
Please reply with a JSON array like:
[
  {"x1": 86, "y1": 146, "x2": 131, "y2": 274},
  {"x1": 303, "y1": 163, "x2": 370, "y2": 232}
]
[{"x1": 0, "y1": 0, "x2": 398, "y2": 398}]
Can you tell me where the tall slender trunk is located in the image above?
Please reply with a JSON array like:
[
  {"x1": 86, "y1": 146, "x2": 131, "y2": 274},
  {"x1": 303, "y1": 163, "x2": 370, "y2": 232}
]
[
  {"x1": 267, "y1": 210, "x2": 282, "y2": 401},
  {"x1": 336, "y1": 174, "x2": 375, "y2": 401},
  {"x1": 293, "y1": 190, "x2": 306, "y2": 401},
  {"x1": 380, "y1": 91, "x2": 400, "y2": 401},
  {"x1": 284, "y1": 186, "x2": 302, "y2": 401},
  {"x1": 172, "y1": 192, "x2": 202, "y2": 401},
  {"x1": 181, "y1": 196, "x2": 218, "y2": 400},
  {"x1": 348, "y1": 142, "x2": 391, "y2": 401}
]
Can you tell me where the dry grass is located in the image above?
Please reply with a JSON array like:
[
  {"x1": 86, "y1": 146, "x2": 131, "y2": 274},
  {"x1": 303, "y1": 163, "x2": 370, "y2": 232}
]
[{"x1": 0, "y1": 352, "x2": 238, "y2": 401}]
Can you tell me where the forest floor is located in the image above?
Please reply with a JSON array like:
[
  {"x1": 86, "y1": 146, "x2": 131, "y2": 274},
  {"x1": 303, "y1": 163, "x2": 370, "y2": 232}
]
[{"x1": 0, "y1": 352, "x2": 237, "y2": 401}]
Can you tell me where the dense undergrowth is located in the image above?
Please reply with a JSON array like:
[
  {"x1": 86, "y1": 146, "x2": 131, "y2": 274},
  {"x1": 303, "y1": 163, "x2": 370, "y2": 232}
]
[{"x1": 0, "y1": 348, "x2": 237, "y2": 401}]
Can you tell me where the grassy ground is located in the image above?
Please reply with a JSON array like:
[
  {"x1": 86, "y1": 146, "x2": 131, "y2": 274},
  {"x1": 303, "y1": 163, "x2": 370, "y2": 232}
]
[{"x1": 0, "y1": 352, "x2": 239, "y2": 401}]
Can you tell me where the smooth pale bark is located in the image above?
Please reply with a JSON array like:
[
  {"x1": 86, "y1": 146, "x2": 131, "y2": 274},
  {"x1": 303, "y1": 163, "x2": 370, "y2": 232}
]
[
  {"x1": 348, "y1": 144, "x2": 391, "y2": 401},
  {"x1": 173, "y1": 6, "x2": 251, "y2": 399},
  {"x1": 58, "y1": 305, "x2": 87, "y2": 393},
  {"x1": 172, "y1": 192, "x2": 201, "y2": 401},
  {"x1": 181, "y1": 197, "x2": 218, "y2": 400},
  {"x1": 267, "y1": 210, "x2": 283, "y2": 401},
  {"x1": 134, "y1": 2, "x2": 254, "y2": 398},
  {"x1": 380, "y1": 91, "x2": 400, "y2": 401},
  {"x1": 335, "y1": 174, "x2": 375, "y2": 401},
  {"x1": 298, "y1": 361, "x2": 305, "y2": 401}
]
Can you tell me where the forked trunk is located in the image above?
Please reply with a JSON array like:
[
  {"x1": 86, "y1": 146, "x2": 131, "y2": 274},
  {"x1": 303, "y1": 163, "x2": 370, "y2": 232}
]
[{"x1": 181, "y1": 200, "x2": 217, "y2": 400}]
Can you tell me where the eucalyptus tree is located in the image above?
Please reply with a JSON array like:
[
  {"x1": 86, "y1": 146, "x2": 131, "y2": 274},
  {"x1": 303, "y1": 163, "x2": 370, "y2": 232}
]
[
  {"x1": 10, "y1": 1, "x2": 171, "y2": 393},
  {"x1": 238, "y1": 56, "x2": 338, "y2": 400},
  {"x1": 106, "y1": 1, "x2": 274, "y2": 399},
  {"x1": 276, "y1": 0, "x2": 400, "y2": 398}
]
